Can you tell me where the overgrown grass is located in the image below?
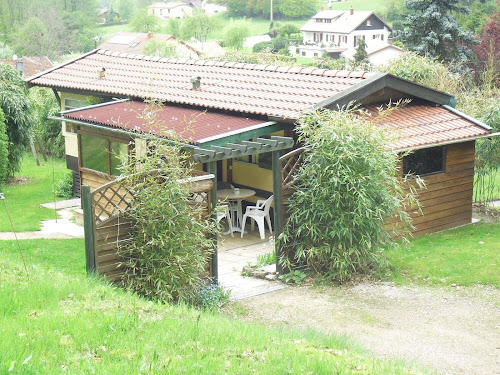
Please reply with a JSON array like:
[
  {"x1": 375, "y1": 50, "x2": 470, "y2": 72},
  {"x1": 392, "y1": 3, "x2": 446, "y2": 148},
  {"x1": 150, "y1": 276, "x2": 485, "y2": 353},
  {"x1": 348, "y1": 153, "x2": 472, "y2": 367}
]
[
  {"x1": 387, "y1": 223, "x2": 500, "y2": 288},
  {"x1": 0, "y1": 154, "x2": 68, "y2": 232},
  {"x1": 0, "y1": 240, "x2": 425, "y2": 374}
]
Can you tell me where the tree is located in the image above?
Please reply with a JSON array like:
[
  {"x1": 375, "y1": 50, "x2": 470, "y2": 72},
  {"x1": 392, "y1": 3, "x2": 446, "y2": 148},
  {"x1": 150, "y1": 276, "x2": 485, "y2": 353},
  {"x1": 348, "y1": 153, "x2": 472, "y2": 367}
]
[
  {"x1": 278, "y1": 0, "x2": 318, "y2": 18},
  {"x1": 279, "y1": 107, "x2": 420, "y2": 282},
  {"x1": 400, "y1": 0, "x2": 476, "y2": 62},
  {"x1": 224, "y1": 21, "x2": 250, "y2": 50},
  {"x1": 129, "y1": 8, "x2": 160, "y2": 33},
  {"x1": 112, "y1": 0, "x2": 136, "y2": 20},
  {"x1": 180, "y1": 11, "x2": 220, "y2": 42},
  {"x1": 352, "y1": 38, "x2": 369, "y2": 68},
  {"x1": 0, "y1": 64, "x2": 32, "y2": 178},
  {"x1": 475, "y1": 11, "x2": 500, "y2": 74},
  {"x1": 0, "y1": 42, "x2": 14, "y2": 59}
]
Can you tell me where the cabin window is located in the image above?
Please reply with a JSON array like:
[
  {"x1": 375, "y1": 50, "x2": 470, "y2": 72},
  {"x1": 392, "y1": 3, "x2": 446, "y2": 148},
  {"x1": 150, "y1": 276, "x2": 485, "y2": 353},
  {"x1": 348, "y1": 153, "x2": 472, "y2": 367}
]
[
  {"x1": 80, "y1": 133, "x2": 129, "y2": 176},
  {"x1": 403, "y1": 146, "x2": 445, "y2": 176},
  {"x1": 301, "y1": 51, "x2": 306, "y2": 56},
  {"x1": 367, "y1": 20, "x2": 372, "y2": 26},
  {"x1": 64, "y1": 98, "x2": 87, "y2": 133}
]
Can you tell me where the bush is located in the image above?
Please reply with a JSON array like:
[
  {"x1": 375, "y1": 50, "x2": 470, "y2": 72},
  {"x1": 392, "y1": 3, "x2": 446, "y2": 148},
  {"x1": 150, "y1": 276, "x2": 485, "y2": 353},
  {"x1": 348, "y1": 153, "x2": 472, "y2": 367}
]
[
  {"x1": 117, "y1": 118, "x2": 217, "y2": 303},
  {"x1": 192, "y1": 281, "x2": 230, "y2": 310},
  {"x1": 253, "y1": 41, "x2": 273, "y2": 53},
  {"x1": 0, "y1": 109, "x2": 8, "y2": 185},
  {"x1": 279, "y1": 107, "x2": 420, "y2": 283},
  {"x1": 54, "y1": 171, "x2": 74, "y2": 199}
]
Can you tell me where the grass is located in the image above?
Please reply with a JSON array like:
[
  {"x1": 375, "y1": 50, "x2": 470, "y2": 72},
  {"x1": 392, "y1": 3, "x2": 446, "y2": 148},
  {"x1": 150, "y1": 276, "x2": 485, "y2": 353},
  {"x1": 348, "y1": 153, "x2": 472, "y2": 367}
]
[
  {"x1": 387, "y1": 222, "x2": 500, "y2": 288},
  {"x1": 0, "y1": 154, "x2": 69, "y2": 232},
  {"x1": 0, "y1": 239, "x2": 425, "y2": 374}
]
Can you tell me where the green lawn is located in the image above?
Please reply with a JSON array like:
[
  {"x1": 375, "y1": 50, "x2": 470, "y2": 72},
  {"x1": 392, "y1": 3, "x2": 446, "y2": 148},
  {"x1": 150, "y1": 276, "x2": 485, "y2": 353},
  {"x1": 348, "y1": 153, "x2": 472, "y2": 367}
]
[
  {"x1": 0, "y1": 239, "x2": 425, "y2": 374},
  {"x1": 387, "y1": 223, "x2": 500, "y2": 287},
  {"x1": 0, "y1": 155, "x2": 69, "y2": 232}
]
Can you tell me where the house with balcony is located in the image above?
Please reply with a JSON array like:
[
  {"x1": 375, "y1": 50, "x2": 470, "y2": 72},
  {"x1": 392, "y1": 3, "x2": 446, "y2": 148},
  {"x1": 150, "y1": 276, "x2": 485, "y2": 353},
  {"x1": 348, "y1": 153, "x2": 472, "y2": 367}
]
[{"x1": 298, "y1": 7, "x2": 392, "y2": 58}]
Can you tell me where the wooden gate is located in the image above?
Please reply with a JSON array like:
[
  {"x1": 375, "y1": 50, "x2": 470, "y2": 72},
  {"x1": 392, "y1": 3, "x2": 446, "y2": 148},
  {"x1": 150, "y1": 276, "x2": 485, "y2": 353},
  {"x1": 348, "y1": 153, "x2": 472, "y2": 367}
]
[{"x1": 82, "y1": 171, "x2": 215, "y2": 281}]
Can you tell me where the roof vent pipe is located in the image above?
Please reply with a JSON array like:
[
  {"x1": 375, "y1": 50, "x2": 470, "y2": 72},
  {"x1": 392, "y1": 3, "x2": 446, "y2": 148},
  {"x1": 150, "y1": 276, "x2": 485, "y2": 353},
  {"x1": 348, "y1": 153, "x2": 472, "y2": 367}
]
[
  {"x1": 97, "y1": 67, "x2": 106, "y2": 79},
  {"x1": 350, "y1": 6, "x2": 354, "y2": 15},
  {"x1": 191, "y1": 76, "x2": 201, "y2": 90}
]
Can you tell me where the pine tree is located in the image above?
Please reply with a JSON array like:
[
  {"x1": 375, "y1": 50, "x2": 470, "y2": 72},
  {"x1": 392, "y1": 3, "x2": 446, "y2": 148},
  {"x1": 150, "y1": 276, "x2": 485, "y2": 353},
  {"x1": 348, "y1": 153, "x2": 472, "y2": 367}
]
[
  {"x1": 400, "y1": 0, "x2": 476, "y2": 63},
  {"x1": 353, "y1": 39, "x2": 369, "y2": 67}
]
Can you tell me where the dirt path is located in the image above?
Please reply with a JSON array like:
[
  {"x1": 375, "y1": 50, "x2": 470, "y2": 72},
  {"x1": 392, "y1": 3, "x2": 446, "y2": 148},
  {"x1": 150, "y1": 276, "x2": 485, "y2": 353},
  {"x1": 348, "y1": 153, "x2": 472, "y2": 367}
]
[{"x1": 232, "y1": 282, "x2": 500, "y2": 375}]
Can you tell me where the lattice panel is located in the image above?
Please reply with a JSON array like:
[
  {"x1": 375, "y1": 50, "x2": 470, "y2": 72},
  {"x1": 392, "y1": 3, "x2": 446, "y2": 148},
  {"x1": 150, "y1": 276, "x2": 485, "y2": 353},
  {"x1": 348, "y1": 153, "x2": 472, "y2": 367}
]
[
  {"x1": 92, "y1": 184, "x2": 134, "y2": 225},
  {"x1": 280, "y1": 147, "x2": 306, "y2": 189}
]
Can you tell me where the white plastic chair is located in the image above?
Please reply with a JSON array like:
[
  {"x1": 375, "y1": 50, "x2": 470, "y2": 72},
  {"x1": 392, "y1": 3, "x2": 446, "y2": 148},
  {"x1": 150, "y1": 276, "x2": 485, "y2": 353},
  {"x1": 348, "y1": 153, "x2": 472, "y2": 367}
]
[
  {"x1": 241, "y1": 195, "x2": 273, "y2": 239},
  {"x1": 217, "y1": 205, "x2": 233, "y2": 236}
]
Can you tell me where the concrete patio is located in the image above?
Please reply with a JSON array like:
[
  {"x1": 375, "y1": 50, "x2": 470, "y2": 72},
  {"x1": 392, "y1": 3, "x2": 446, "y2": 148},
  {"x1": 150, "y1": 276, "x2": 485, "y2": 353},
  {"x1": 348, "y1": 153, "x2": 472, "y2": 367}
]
[{"x1": 217, "y1": 229, "x2": 287, "y2": 301}]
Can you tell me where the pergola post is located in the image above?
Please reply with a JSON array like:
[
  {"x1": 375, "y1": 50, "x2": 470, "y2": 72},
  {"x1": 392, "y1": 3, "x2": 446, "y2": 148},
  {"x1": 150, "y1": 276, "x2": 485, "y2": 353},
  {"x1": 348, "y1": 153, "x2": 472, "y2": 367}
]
[
  {"x1": 207, "y1": 161, "x2": 218, "y2": 281},
  {"x1": 272, "y1": 150, "x2": 283, "y2": 275}
]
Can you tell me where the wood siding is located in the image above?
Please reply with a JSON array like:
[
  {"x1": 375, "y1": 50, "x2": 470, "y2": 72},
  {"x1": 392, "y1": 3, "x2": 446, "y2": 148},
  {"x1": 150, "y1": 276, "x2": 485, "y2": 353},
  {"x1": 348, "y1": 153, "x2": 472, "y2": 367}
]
[{"x1": 387, "y1": 141, "x2": 475, "y2": 236}]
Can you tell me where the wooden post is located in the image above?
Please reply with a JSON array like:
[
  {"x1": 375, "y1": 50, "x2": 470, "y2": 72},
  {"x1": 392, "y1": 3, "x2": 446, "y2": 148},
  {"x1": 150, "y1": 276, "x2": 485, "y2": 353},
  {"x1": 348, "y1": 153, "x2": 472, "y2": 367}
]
[
  {"x1": 207, "y1": 161, "x2": 218, "y2": 280},
  {"x1": 82, "y1": 185, "x2": 96, "y2": 274},
  {"x1": 272, "y1": 150, "x2": 283, "y2": 274}
]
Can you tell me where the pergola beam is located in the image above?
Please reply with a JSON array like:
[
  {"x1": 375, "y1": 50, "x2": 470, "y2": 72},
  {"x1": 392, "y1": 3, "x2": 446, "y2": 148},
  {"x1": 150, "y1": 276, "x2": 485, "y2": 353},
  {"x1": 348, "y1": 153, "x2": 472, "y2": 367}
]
[{"x1": 193, "y1": 136, "x2": 294, "y2": 163}]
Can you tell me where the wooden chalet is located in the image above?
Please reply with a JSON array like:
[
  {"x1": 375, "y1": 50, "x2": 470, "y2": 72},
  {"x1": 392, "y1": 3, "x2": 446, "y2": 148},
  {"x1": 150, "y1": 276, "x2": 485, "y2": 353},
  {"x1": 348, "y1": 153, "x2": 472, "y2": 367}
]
[{"x1": 25, "y1": 49, "x2": 496, "y2": 278}]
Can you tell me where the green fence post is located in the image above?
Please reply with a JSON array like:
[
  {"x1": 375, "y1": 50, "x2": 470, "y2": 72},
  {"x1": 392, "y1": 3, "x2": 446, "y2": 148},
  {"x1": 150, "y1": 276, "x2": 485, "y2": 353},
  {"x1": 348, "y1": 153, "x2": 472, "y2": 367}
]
[
  {"x1": 207, "y1": 161, "x2": 218, "y2": 280},
  {"x1": 272, "y1": 150, "x2": 283, "y2": 275},
  {"x1": 82, "y1": 185, "x2": 96, "y2": 274}
]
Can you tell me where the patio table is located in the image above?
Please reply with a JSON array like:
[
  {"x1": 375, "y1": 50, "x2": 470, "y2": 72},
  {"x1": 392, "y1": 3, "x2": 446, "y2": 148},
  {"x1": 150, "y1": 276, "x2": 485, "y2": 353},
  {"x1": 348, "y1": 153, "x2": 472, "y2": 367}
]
[{"x1": 217, "y1": 188, "x2": 256, "y2": 234}]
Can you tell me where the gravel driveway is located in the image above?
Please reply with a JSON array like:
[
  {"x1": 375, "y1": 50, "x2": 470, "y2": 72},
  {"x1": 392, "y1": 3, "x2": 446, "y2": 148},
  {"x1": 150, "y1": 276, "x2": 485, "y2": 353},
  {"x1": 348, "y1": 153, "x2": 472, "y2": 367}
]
[{"x1": 233, "y1": 282, "x2": 500, "y2": 375}]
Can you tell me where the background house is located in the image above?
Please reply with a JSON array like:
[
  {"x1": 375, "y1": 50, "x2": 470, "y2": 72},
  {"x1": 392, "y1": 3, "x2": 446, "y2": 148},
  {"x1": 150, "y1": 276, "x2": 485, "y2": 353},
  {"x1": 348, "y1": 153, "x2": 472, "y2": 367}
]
[
  {"x1": 342, "y1": 39, "x2": 404, "y2": 67},
  {"x1": 0, "y1": 55, "x2": 53, "y2": 78},
  {"x1": 299, "y1": 8, "x2": 392, "y2": 58},
  {"x1": 97, "y1": 32, "x2": 202, "y2": 58},
  {"x1": 148, "y1": 0, "x2": 199, "y2": 19}
]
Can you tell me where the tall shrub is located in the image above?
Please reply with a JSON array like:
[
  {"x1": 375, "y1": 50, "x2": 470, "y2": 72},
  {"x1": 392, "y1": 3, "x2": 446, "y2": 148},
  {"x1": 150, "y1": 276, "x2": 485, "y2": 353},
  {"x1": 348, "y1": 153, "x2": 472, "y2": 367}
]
[
  {"x1": 0, "y1": 108, "x2": 8, "y2": 185},
  {"x1": 280, "y1": 108, "x2": 420, "y2": 282},
  {"x1": 117, "y1": 136, "x2": 217, "y2": 303}
]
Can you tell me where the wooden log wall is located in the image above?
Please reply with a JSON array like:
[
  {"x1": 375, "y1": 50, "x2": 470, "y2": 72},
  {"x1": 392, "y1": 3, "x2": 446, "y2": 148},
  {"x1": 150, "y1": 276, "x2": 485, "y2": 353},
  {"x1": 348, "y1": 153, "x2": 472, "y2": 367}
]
[{"x1": 387, "y1": 141, "x2": 475, "y2": 236}]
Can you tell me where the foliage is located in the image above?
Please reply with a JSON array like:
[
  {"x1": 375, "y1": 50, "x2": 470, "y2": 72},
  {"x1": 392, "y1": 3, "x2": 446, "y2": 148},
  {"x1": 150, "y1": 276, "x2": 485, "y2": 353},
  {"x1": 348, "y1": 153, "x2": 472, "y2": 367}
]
[
  {"x1": 277, "y1": 23, "x2": 300, "y2": 38},
  {"x1": 314, "y1": 57, "x2": 346, "y2": 70},
  {"x1": 118, "y1": 128, "x2": 216, "y2": 303},
  {"x1": 192, "y1": 281, "x2": 230, "y2": 310},
  {"x1": 279, "y1": 0, "x2": 318, "y2": 18},
  {"x1": 112, "y1": 0, "x2": 136, "y2": 20},
  {"x1": 0, "y1": 64, "x2": 32, "y2": 178},
  {"x1": 253, "y1": 41, "x2": 273, "y2": 53},
  {"x1": 54, "y1": 170, "x2": 74, "y2": 199},
  {"x1": 180, "y1": 10, "x2": 220, "y2": 42},
  {"x1": 224, "y1": 20, "x2": 250, "y2": 50},
  {"x1": 217, "y1": 49, "x2": 297, "y2": 66},
  {"x1": 377, "y1": 51, "x2": 462, "y2": 95},
  {"x1": 256, "y1": 251, "x2": 276, "y2": 268},
  {"x1": 142, "y1": 39, "x2": 178, "y2": 57},
  {"x1": 279, "y1": 269, "x2": 307, "y2": 284},
  {"x1": 129, "y1": 8, "x2": 160, "y2": 33},
  {"x1": 474, "y1": 11, "x2": 500, "y2": 75},
  {"x1": 352, "y1": 38, "x2": 369, "y2": 69},
  {"x1": 227, "y1": 0, "x2": 317, "y2": 19},
  {"x1": 279, "y1": 107, "x2": 421, "y2": 283},
  {"x1": 399, "y1": 0, "x2": 476, "y2": 63},
  {"x1": 455, "y1": 0, "x2": 499, "y2": 34},
  {"x1": 0, "y1": 108, "x2": 8, "y2": 185},
  {"x1": 166, "y1": 17, "x2": 182, "y2": 37},
  {"x1": 29, "y1": 87, "x2": 64, "y2": 157},
  {"x1": 0, "y1": 41, "x2": 14, "y2": 59}
]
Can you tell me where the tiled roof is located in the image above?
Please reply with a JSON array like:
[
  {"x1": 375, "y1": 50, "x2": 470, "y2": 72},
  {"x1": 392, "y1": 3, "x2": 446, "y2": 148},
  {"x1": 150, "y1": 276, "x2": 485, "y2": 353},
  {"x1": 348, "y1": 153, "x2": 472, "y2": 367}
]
[
  {"x1": 62, "y1": 100, "x2": 267, "y2": 145},
  {"x1": 364, "y1": 103, "x2": 491, "y2": 151},
  {"x1": 1, "y1": 56, "x2": 53, "y2": 78},
  {"x1": 27, "y1": 49, "x2": 375, "y2": 120}
]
